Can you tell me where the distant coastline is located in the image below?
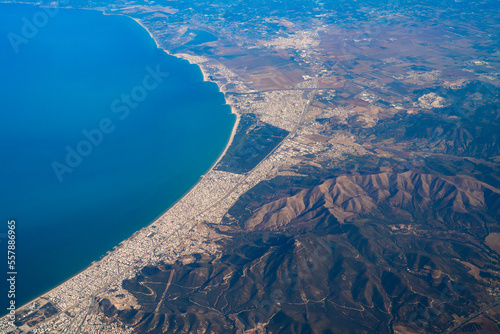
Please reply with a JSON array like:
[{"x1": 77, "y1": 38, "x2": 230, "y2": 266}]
[
  {"x1": 123, "y1": 15, "x2": 241, "y2": 206},
  {"x1": 118, "y1": 14, "x2": 240, "y2": 170},
  {"x1": 1, "y1": 4, "x2": 240, "y2": 320}
]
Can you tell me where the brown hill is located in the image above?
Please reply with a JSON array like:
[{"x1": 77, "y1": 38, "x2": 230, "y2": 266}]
[
  {"x1": 244, "y1": 171, "x2": 500, "y2": 235},
  {"x1": 99, "y1": 170, "x2": 500, "y2": 333}
]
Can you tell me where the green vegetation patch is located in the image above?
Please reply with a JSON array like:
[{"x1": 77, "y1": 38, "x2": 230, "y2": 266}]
[{"x1": 215, "y1": 113, "x2": 289, "y2": 174}]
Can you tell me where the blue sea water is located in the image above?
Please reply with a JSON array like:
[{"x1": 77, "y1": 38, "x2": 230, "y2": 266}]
[{"x1": 0, "y1": 3, "x2": 234, "y2": 313}]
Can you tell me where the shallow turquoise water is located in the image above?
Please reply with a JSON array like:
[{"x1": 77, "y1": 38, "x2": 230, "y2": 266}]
[{"x1": 0, "y1": 3, "x2": 234, "y2": 312}]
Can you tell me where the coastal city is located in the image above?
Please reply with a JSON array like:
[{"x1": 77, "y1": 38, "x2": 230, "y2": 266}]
[
  {"x1": 0, "y1": 59, "x2": 367, "y2": 333},
  {"x1": 1, "y1": 0, "x2": 500, "y2": 332}
]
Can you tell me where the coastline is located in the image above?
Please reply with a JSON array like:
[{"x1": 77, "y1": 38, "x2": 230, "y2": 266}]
[
  {"x1": 125, "y1": 15, "x2": 241, "y2": 170},
  {"x1": 213, "y1": 112, "x2": 240, "y2": 168},
  {"x1": 125, "y1": 16, "x2": 241, "y2": 201},
  {"x1": 127, "y1": 17, "x2": 161, "y2": 49},
  {"x1": 3, "y1": 6, "x2": 241, "y2": 322}
]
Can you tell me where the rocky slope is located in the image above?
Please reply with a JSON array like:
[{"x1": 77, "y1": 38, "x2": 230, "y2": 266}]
[{"x1": 99, "y1": 167, "x2": 500, "y2": 333}]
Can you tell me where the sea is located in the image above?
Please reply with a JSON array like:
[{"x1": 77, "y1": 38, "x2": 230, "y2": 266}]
[{"x1": 0, "y1": 3, "x2": 234, "y2": 314}]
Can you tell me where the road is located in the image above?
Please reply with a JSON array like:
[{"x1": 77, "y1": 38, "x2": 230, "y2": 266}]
[{"x1": 445, "y1": 298, "x2": 500, "y2": 334}]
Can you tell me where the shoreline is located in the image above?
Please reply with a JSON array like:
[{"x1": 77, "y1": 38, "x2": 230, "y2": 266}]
[
  {"x1": 213, "y1": 112, "x2": 240, "y2": 168},
  {"x1": 127, "y1": 17, "x2": 161, "y2": 49},
  {"x1": 124, "y1": 15, "x2": 241, "y2": 209},
  {"x1": 121, "y1": 15, "x2": 241, "y2": 171},
  {"x1": 2, "y1": 5, "x2": 241, "y2": 322}
]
